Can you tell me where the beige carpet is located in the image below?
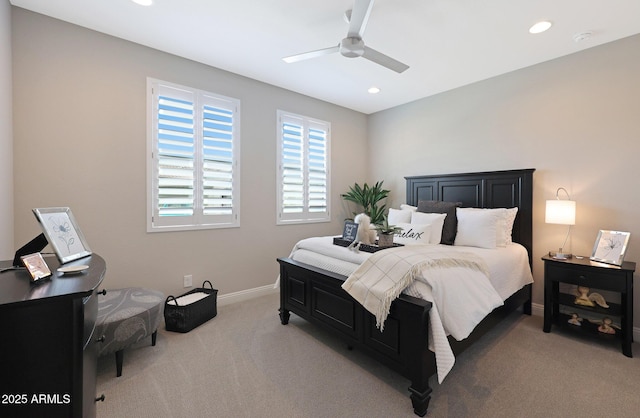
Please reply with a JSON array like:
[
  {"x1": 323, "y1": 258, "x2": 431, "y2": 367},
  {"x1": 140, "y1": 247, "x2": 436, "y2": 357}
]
[{"x1": 96, "y1": 293, "x2": 640, "y2": 417}]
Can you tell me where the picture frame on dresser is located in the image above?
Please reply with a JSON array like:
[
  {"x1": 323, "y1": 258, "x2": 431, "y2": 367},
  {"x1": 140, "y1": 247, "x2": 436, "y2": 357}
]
[
  {"x1": 20, "y1": 252, "x2": 52, "y2": 282},
  {"x1": 33, "y1": 207, "x2": 92, "y2": 264},
  {"x1": 590, "y1": 230, "x2": 630, "y2": 266}
]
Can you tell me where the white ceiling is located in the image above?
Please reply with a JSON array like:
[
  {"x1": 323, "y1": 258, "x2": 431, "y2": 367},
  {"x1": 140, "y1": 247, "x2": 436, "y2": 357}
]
[{"x1": 10, "y1": 0, "x2": 640, "y2": 114}]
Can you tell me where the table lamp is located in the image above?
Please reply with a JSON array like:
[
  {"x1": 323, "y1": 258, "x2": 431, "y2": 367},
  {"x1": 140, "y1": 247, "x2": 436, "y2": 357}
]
[{"x1": 545, "y1": 187, "x2": 576, "y2": 259}]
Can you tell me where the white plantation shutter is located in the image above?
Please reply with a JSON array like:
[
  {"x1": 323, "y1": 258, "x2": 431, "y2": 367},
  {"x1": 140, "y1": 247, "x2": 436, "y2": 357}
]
[
  {"x1": 157, "y1": 91, "x2": 195, "y2": 218},
  {"x1": 308, "y1": 125, "x2": 328, "y2": 213},
  {"x1": 148, "y1": 79, "x2": 240, "y2": 231},
  {"x1": 277, "y1": 111, "x2": 330, "y2": 224},
  {"x1": 281, "y1": 121, "x2": 304, "y2": 214},
  {"x1": 202, "y1": 96, "x2": 235, "y2": 216}
]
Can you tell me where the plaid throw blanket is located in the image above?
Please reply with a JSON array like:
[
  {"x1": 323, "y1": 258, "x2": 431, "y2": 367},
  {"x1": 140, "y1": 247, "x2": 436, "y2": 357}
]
[{"x1": 341, "y1": 245, "x2": 489, "y2": 331}]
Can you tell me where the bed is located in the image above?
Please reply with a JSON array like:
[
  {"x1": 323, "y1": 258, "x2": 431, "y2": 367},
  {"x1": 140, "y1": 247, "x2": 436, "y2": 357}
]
[{"x1": 277, "y1": 168, "x2": 535, "y2": 416}]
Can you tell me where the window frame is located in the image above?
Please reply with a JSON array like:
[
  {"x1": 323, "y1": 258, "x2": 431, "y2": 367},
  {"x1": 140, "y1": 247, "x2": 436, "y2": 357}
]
[
  {"x1": 147, "y1": 78, "x2": 241, "y2": 232},
  {"x1": 276, "y1": 110, "x2": 331, "y2": 225}
]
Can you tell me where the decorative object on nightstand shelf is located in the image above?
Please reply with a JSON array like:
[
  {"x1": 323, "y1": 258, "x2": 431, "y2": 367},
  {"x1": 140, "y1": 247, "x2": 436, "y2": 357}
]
[
  {"x1": 574, "y1": 286, "x2": 609, "y2": 308},
  {"x1": 590, "y1": 230, "x2": 631, "y2": 266},
  {"x1": 545, "y1": 187, "x2": 576, "y2": 259},
  {"x1": 589, "y1": 317, "x2": 620, "y2": 335},
  {"x1": 567, "y1": 313, "x2": 583, "y2": 326}
]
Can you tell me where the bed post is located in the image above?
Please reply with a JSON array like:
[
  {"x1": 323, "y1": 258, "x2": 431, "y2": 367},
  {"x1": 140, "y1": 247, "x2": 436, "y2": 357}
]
[
  {"x1": 523, "y1": 284, "x2": 532, "y2": 315},
  {"x1": 409, "y1": 385, "x2": 432, "y2": 417},
  {"x1": 278, "y1": 263, "x2": 290, "y2": 325},
  {"x1": 395, "y1": 296, "x2": 434, "y2": 416}
]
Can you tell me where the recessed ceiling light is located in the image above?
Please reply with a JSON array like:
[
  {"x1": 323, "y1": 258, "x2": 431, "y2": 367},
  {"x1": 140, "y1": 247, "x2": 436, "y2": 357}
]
[
  {"x1": 368, "y1": 86, "x2": 380, "y2": 94},
  {"x1": 529, "y1": 21, "x2": 552, "y2": 34},
  {"x1": 132, "y1": 0, "x2": 153, "y2": 6}
]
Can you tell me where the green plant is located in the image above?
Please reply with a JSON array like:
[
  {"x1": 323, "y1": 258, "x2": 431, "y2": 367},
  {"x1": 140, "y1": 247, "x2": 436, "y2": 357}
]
[
  {"x1": 373, "y1": 215, "x2": 403, "y2": 235},
  {"x1": 341, "y1": 181, "x2": 390, "y2": 225}
]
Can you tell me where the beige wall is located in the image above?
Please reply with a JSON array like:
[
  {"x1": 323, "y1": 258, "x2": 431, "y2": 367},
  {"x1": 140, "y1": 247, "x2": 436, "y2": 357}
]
[
  {"x1": 0, "y1": 0, "x2": 13, "y2": 259},
  {"x1": 11, "y1": 8, "x2": 368, "y2": 297},
  {"x1": 10, "y1": 6, "x2": 640, "y2": 327},
  {"x1": 369, "y1": 34, "x2": 640, "y2": 324}
]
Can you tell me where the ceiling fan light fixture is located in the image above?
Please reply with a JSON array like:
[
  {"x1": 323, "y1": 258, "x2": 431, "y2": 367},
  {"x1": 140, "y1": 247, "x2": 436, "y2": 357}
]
[
  {"x1": 340, "y1": 37, "x2": 365, "y2": 58},
  {"x1": 281, "y1": 0, "x2": 409, "y2": 73},
  {"x1": 529, "y1": 21, "x2": 552, "y2": 34}
]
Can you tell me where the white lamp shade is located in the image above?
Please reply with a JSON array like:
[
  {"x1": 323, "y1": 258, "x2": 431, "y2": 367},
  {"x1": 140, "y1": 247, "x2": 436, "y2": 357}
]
[{"x1": 545, "y1": 199, "x2": 576, "y2": 225}]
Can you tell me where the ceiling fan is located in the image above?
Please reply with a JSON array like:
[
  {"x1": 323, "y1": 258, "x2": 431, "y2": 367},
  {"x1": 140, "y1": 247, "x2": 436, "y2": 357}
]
[{"x1": 282, "y1": 0, "x2": 409, "y2": 73}]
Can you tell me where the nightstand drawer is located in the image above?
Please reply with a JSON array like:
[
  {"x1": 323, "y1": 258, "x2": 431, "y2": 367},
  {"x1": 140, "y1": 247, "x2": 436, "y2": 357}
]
[{"x1": 545, "y1": 264, "x2": 627, "y2": 291}]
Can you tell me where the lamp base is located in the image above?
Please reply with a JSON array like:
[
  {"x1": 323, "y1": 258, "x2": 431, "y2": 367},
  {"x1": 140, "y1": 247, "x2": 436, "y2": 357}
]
[{"x1": 549, "y1": 251, "x2": 573, "y2": 260}]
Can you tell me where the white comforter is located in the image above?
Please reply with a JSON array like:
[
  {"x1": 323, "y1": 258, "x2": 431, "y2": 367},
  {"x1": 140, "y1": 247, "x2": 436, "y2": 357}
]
[{"x1": 283, "y1": 236, "x2": 533, "y2": 383}]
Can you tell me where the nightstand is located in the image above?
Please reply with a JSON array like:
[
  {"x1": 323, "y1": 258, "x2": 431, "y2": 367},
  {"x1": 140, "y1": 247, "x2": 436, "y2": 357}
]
[{"x1": 543, "y1": 255, "x2": 635, "y2": 357}]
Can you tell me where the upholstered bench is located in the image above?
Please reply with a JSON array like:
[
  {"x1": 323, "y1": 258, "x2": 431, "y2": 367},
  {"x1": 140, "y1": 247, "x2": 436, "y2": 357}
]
[{"x1": 96, "y1": 287, "x2": 164, "y2": 377}]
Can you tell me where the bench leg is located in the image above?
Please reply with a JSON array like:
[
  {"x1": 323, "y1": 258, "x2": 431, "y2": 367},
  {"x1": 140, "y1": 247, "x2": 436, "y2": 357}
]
[
  {"x1": 152, "y1": 329, "x2": 157, "y2": 346},
  {"x1": 115, "y1": 350, "x2": 124, "y2": 377}
]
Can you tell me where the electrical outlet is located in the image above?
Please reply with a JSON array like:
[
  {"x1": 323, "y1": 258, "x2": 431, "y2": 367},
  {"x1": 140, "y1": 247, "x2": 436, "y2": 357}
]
[{"x1": 183, "y1": 274, "x2": 192, "y2": 288}]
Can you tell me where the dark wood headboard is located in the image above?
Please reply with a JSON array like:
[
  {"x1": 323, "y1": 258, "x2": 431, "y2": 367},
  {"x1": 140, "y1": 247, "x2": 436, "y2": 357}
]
[{"x1": 405, "y1": 168, "x2": 535, "y2": 263}]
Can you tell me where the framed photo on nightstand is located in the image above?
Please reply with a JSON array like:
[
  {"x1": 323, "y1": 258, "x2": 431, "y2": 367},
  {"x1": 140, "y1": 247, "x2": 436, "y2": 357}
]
[{"x1": 590, "y1": 230, "x2": 630, "y2": 266}]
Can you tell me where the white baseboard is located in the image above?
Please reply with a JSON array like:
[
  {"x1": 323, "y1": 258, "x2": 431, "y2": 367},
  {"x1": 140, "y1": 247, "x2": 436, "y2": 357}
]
[
  {"x1": 533, "y1": 302, "x2": 640, "y2": 343},
  {"x1": 531, "y1": 302, "x2": 544, "y2": 317},
  {"x1": 217, "y1": 284, "x2": 278, "y2": 307}
]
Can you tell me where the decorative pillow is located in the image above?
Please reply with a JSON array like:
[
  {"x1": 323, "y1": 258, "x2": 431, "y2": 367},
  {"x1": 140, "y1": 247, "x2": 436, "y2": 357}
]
[
  {"x1": 400, "y1": 204, "x2": 417, "y2": 212},
  {"x1": 454, "y1": 208, "x2": 501, "y2": 249},
  {"x1": 504, "y1": 207, "x2": 518, "y2": 244},
  {"x1": 410, "y1": 211, "x2": 446, "y2": 244},
  {"x1": 388, "y1": 208, "x2": 412, "y2": 225},
  {"x1": 393, "y1": 223, "x2": 432, "y2": 246},
  {"x1": 416, "y1": 200, "x2": 462, "y2": 245}
]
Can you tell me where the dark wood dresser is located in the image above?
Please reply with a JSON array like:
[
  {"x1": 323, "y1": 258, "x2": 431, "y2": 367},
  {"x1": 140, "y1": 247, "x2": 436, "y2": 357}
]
[{"x1": 0, "y1": 254, "x2": 106, "y2": 418}]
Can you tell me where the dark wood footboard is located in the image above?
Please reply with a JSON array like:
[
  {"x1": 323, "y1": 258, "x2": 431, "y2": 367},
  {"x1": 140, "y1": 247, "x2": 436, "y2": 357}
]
[
  {"x1": 278, "y1": 256, "x2": 533, "y2": 416},
  {"x1": 278, "y1": 257, "x2": 435, "y2": 416}
]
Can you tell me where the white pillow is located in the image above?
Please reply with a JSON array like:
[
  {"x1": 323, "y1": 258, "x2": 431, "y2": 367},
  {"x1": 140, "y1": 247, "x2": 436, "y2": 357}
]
[
  {"x1": 457, "y1": 207, "x2": 518, "y2": 246},
  {"x1": 393, "y1": 223, "x2": 432, "y2": 246},
  {"x1": 411, "y1": 212, "x2": 446, "y2": 244},
  {"x1": 454, "y1": 208, "x2": 501, "y2": 249},
  {"x1": 504, "y1": 207, "x2": 518, "y2": 244},
  {"x1": 388, "y1": 208, "x2": 412, "y2": 225},
  {"x1": 400, "y1": 204, "x2": 417, "y2": 212}
]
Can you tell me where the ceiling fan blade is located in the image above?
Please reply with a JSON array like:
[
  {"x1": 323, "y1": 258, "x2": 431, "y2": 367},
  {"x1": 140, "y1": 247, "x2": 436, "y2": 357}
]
[
  {"x1": 282, "y1": 45, "x2": 340, "y2": 63},
  {"x1": 362, "y1": 46, "x2": 409, "y2": 73},
  {"x1": 347, "y1": 0, "x2": 375, "y2": 38}
]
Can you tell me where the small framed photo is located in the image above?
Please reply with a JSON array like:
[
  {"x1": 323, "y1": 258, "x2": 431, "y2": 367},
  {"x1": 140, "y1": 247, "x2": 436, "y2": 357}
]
[
  {"x1": 21, "y1": 252, "x2": 52, "y2": 282},
  {"x1": 32, "y1": 207, "x2": 92, "y2": 264},
  {"x1": 590, "y1": 230, "x2": 631, "y2": 266},
  {"x1": 342, "y1": 221, "x2": 359, "y2": 242}
]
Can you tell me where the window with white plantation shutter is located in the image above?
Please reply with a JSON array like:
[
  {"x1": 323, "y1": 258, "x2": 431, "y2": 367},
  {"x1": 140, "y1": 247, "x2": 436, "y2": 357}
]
[
  {"x1": 277, "y1": 111, "x2": 330, "y2": 224},
  {"x1": 148, "y1": 79, "x2": 240, "y2": 232}
]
